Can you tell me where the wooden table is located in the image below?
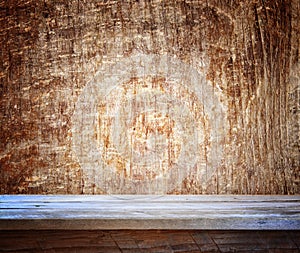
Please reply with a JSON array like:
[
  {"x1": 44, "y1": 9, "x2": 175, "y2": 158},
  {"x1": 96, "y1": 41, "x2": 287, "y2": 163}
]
[{"x1": 0, "y1": 195, "x2": 299, "y2": 230}]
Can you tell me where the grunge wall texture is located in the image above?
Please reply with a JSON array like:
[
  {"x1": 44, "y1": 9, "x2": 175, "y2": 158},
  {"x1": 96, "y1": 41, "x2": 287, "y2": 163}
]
[{"x1": 0, "y1": 0, "x2": 299, "y2": 194}]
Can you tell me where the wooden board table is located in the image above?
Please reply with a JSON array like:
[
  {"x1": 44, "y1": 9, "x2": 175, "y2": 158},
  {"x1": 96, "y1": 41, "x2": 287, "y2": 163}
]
[{"x1": 0, "y1": 195, "x2": 299, "y2": 230}]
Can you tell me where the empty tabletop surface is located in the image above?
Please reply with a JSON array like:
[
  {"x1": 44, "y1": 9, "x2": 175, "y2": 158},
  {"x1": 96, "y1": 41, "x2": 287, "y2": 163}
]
[{"x1": 0, "y1": 195, "x2": 299, "y2": 230}]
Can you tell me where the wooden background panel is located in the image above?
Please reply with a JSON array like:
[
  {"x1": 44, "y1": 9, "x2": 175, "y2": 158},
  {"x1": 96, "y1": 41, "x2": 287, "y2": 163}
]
[{"x1": 0, "y1": 0, "x2": 299, "y2": 194}]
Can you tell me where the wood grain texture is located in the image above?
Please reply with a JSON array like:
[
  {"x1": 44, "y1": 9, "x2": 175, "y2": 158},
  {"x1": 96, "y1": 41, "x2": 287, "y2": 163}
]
[
  {"x1": 0, "y1": 0, "x2": 299, "y2": 194},
  {"x1": 0, "y1": 230, "x2": 299, "y2": 253},
  {"x1": 0, "y1": 195, "x2": 299, "y2": 230}
]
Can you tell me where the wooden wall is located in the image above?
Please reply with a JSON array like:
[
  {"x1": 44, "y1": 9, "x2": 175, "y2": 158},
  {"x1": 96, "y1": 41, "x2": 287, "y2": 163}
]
[{"x1": 0, "y1": 0, "x2": 299, "y2": 194}]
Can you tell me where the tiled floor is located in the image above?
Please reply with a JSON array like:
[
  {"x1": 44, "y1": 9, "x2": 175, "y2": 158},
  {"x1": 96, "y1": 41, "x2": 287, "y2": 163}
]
[{"x1": 0, "y1": 230, "x2": 299, "y2": 252}]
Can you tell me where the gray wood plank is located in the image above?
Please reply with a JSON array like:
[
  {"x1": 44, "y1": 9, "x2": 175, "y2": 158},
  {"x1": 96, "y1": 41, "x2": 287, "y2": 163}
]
[{"x1": 0, "y1": 195, "x2": 299, "y2": 230}]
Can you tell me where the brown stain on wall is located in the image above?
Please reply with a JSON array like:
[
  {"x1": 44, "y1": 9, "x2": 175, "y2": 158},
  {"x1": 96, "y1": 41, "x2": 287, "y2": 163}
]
[{"x1": 0, "y1": 0, "x2": 299, "y2": 194}]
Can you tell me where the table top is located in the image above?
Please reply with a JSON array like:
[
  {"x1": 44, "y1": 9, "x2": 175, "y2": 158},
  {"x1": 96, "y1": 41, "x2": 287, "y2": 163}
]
[{"x1": 0, "y1": 195, "x2": 299, "y2": 230}]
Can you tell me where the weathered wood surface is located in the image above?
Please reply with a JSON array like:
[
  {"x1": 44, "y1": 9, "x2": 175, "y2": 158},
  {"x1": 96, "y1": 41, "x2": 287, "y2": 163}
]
[
  {"x1": 0, "y1": 0, "x2": 299, "y2": 194},
  {"x1": 0, "y1": 195, "x2": 299, "y2": 230},
  {"x1": 1, "y1": 230, "x2": 300, "y2": 252}
]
